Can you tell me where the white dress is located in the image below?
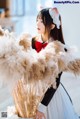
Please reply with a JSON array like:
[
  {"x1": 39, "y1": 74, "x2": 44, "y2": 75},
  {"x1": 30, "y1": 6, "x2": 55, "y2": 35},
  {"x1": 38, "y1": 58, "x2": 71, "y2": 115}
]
[{"x1": 46, "y1": 84, "x2": 79, "y2": 119}]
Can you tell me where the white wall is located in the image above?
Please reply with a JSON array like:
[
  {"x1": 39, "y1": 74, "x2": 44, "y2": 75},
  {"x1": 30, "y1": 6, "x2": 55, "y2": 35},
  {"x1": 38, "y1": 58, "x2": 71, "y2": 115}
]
[{"x1": 57, "y1": 4, "x2": 80, "y2": 56}]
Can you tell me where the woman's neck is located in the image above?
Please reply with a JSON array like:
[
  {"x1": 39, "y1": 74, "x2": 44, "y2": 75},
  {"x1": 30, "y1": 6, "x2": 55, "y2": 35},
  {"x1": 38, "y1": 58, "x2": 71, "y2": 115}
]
[{"x1": 41, "y1": 34, "x2": 49, "y2": 43}]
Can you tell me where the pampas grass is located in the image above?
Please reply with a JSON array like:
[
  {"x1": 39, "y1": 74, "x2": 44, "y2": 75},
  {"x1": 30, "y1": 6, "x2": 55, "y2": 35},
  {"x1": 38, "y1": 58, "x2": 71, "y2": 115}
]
[{"x1": 0, "y1": 27, "x2": 80, "y2": 118}]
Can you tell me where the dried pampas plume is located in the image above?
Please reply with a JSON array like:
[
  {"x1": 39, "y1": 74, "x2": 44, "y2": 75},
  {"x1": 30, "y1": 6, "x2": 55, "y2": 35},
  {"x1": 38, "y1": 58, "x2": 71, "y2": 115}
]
[
  {"x1": 0, "y1": 26, "x2": 4, "y2": 36},
  {"x1": 65, "y1": 59, "x2": 80, "y2": 75},
  {"x1": 19, "y1": 33, "x2": 32, "y2": 50}
]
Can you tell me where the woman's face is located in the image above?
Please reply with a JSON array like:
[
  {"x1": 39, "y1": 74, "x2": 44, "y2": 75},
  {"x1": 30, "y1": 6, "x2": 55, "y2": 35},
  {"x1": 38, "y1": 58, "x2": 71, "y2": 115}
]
[{"x1": 36, "y1": 17, "x2": 45, "y2": 34}]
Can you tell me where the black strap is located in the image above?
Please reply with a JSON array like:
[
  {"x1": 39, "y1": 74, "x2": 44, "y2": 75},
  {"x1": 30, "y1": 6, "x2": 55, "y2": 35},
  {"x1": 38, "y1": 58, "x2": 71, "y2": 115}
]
[{"x1": 60, "y1": 82, "x2": 72, "y2": 104}]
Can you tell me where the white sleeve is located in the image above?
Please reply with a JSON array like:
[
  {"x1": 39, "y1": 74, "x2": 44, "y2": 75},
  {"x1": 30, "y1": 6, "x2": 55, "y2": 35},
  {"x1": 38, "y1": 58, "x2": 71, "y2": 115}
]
[{"x1": 37, "y1": 103, "x2": 47, "y2": 113}]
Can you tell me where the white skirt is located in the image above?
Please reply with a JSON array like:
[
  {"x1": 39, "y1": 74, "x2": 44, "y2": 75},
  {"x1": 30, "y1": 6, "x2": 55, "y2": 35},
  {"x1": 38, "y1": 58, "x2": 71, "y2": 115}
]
[
  {"x1": 6, "y1": 84, "x2": 79, "y2": 119},
  {"x1": 46, "y1": 84, "x2": 79, "y2": 119}
]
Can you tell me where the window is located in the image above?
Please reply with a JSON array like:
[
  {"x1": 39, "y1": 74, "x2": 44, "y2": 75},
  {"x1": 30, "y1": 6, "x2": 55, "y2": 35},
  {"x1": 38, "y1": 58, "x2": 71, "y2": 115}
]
[
  {"x1": 10, "y1": 0, "x2": 25, "y2": 16},
  {"x1": 10, "y1": 0, "x2": 54, "y2": 16}
]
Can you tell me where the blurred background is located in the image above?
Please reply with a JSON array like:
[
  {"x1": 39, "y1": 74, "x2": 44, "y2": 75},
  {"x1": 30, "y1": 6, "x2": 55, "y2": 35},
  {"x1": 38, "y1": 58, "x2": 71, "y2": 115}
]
[
  {"x1": 0, "y1": 0, "x2": 80, "y2": 117},
  {"x1": 0, "y1": 0, "x2": 80, "y2": 49}
]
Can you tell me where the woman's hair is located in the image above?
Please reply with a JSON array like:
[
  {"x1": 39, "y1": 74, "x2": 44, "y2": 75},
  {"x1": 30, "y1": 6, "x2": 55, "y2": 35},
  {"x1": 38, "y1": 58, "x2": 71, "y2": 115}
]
[{"x1": 37, "y1": 8, "x2": 65, "y2": 44}]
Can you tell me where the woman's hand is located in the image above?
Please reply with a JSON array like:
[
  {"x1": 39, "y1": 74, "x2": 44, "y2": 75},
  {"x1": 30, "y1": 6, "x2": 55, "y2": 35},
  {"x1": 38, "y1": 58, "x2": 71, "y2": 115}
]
[{"x1": 35, "y1": 110, "x2": 46, "y2": 119}]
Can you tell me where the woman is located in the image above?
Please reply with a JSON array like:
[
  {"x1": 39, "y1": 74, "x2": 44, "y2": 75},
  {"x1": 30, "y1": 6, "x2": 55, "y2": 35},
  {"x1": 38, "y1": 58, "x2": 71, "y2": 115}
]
[{"x1": 31, "y1": 8, "x2": 79, "y2": 119}]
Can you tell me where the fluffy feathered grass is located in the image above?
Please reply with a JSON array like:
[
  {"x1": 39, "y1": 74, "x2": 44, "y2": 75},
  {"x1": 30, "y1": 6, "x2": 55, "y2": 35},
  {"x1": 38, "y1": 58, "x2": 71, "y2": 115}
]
[{"x1": 0, "y1": 27, "x2": 80, "y2": 118}]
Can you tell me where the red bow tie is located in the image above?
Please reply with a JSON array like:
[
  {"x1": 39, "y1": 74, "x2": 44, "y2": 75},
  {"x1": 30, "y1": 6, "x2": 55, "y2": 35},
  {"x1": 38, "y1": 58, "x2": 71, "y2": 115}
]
[{"x1": 35, "y1": 41, "x2": 48, "y2": 52}]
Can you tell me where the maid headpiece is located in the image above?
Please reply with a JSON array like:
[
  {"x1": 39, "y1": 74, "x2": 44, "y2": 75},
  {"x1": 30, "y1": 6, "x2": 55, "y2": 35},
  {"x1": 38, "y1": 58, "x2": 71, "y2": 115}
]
[{"x1": 49, "y1": 8, "x2": 61, "y2": 29}]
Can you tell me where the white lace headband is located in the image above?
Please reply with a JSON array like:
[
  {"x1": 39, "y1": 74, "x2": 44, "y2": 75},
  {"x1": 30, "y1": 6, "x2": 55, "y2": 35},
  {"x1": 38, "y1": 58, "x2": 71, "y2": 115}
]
[{"x1": 49, "y1": 8, "x2": 61, "y2": 29}]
